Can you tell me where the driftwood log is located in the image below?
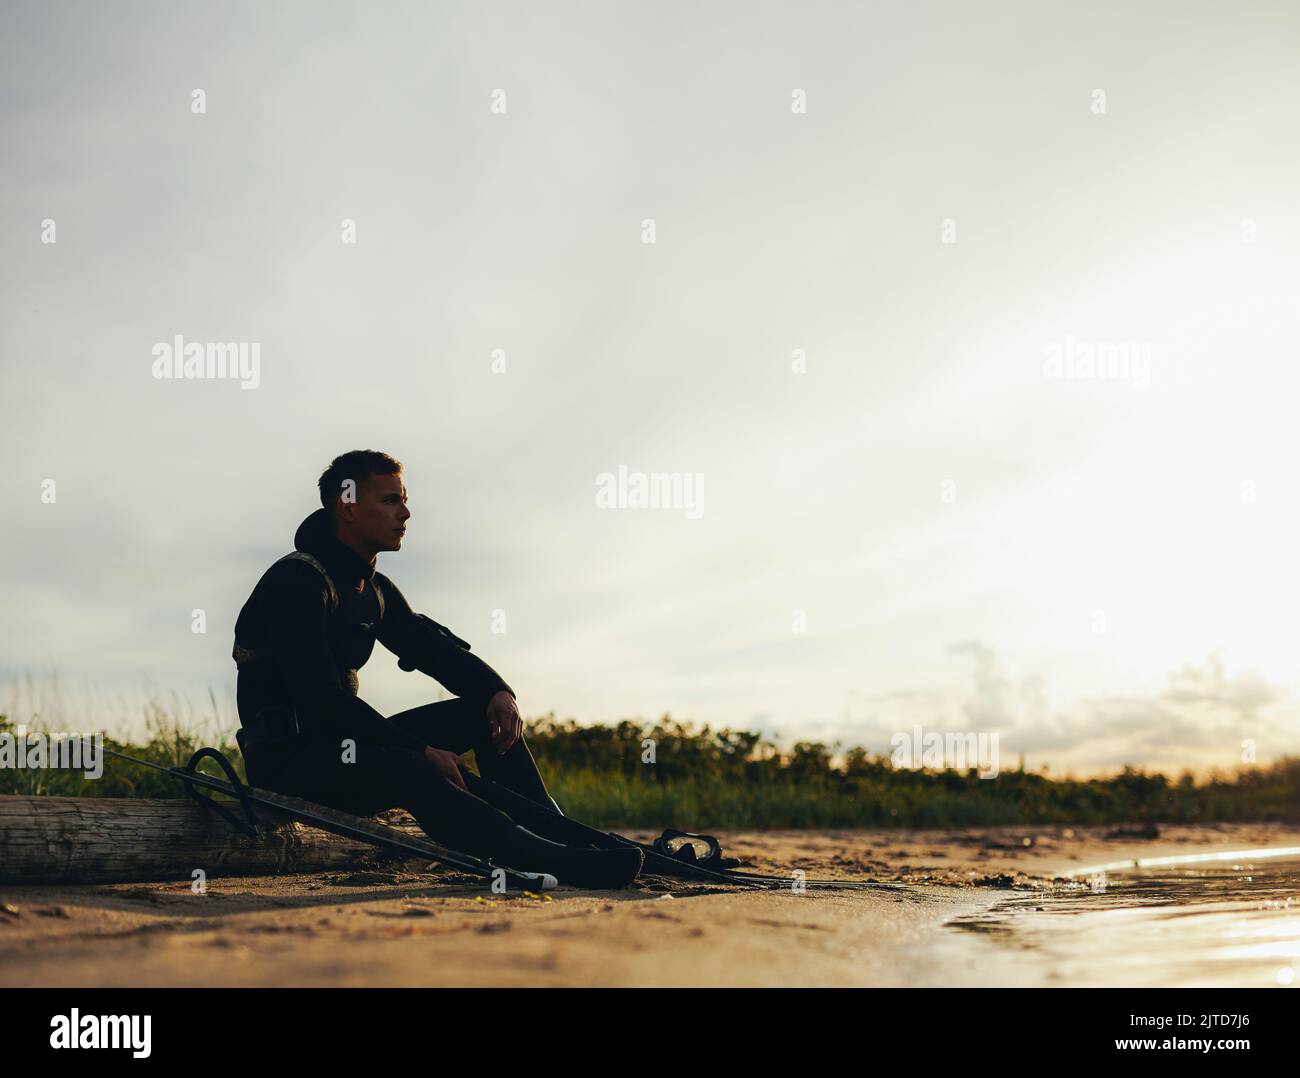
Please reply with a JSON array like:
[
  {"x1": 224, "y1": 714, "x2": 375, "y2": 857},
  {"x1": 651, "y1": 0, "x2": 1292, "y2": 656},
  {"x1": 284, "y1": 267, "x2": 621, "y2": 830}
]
[{"x1": 0, "y1": 796, "x2": 427, "y2": 884}]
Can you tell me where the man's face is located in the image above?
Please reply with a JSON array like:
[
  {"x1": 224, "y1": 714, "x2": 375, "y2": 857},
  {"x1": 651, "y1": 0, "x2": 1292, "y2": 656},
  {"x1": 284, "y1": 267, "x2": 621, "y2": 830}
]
[{"x1": 338, "y1": 471, "x2": 410, "y2": 554}]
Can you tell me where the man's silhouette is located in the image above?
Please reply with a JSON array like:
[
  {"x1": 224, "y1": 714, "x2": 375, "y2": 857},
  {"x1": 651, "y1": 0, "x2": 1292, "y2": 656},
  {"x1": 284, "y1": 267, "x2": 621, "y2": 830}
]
[{"x1": 232, "y1": 449, "x2": 640, "y2": 888}]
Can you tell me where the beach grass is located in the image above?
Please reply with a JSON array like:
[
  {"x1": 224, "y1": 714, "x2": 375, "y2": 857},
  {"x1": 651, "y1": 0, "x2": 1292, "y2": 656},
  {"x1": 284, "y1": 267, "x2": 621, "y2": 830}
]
[{"x1": 2, "y1": 710, "x2": 1296, "y2": 829}]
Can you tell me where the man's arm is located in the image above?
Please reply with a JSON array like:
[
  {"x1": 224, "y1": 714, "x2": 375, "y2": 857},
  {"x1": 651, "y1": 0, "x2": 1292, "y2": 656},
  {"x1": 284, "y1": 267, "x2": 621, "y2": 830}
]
[
  {"x1": 376, "y1": 573, "x2": 514, "y2": 710},
  {"x1": 265, "y1": 563, "x2": 430, "y2": 755}
]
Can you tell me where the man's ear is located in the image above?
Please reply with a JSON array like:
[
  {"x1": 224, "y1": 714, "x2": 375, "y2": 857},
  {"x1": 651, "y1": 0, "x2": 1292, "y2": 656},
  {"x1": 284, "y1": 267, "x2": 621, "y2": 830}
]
[
  {"x1": 336, "y1": 477, "x2": 361, "y2": 519},
  {"x1": 334, "y1": 489, "x2": 359, "y2": 523}
]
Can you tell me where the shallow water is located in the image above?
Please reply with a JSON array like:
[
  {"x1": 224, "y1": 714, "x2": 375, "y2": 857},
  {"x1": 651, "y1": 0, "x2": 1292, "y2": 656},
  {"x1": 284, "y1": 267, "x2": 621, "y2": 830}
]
[{"x1": 939, "y1": 848, "x2": 1300, "y2": 987}]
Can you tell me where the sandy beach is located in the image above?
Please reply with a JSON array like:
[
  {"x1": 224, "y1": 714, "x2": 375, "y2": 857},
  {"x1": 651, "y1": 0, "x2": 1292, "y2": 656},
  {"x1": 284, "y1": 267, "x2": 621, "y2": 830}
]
[{"x1": 2, "y1": 820, "x2": 1295, "y2": 987}]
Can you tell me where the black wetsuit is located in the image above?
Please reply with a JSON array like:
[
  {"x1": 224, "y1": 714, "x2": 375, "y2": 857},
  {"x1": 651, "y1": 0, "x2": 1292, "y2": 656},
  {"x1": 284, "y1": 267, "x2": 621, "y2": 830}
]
[{"x1": 232, "y1": 508, "x2": 558, "y2": 857}]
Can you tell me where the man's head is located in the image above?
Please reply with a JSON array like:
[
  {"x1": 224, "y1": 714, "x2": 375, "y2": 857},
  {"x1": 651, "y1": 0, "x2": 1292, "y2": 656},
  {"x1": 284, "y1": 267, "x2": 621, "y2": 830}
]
[{"x1": 317, "y1": 449, "x2": 410, "y2": 558}]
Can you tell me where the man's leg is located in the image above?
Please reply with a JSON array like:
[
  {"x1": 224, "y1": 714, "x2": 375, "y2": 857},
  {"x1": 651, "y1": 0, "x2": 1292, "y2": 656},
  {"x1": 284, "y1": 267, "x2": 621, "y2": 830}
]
[
  {"x1": 387, "y1": 697, "x2": 555, "y2": 808},
  {"x1": 260, "y1": 733, "x2": 641, "y2": 888},
  {"x1": 262, "y1": 734, "x2": 520, "y2": 855}
]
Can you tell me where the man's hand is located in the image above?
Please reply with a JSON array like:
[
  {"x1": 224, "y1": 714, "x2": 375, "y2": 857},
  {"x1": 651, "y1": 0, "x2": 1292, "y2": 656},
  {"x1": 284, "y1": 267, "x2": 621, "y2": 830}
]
[
  {"x1": 485, "y1": 690, "x2": 522, "y2": 754},
  {"x1": 423, "y1": 746, "x2": 469, "y2": 790}
]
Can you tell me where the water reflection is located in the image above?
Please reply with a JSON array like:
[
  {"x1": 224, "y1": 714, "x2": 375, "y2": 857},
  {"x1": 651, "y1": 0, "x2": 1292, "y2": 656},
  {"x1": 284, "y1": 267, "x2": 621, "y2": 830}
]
[{"x1": 944, "y1": 851, "x2": 1300, "y2": 986}]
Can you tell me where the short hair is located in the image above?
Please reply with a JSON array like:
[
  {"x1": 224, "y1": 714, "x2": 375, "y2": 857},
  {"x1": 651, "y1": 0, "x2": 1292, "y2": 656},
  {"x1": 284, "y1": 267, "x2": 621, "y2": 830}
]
[{"x1": 318, "y1": 449, "x2": 403, "y2": 514}]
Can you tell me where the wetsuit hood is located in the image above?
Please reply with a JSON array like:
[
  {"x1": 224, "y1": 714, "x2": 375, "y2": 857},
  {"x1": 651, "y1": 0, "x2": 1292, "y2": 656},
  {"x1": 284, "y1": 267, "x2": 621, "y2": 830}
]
[{"x1": 293, "y1": 508, "x2": 378, "y2": 589}]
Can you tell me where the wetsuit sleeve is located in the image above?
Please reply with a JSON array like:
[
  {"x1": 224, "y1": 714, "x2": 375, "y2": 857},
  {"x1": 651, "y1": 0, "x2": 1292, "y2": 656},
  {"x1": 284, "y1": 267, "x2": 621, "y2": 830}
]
[
  {"x1": 376, "y1": 575, "x2": 514, "y2": 709},
  {"x1": 265, "y1": 564, "x2": 430, "y2": 755}
]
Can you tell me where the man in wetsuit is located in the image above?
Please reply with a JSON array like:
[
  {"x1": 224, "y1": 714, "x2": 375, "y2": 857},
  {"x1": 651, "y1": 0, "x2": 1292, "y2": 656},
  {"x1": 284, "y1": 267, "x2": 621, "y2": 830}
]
[{"x1": 232, "y1": 449, "x2": 640, "y2": 889}]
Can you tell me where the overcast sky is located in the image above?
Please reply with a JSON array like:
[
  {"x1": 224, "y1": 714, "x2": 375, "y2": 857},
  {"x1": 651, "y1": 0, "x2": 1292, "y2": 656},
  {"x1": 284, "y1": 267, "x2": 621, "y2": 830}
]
[{"x1": 3, "y1": 1, "x2": 1299, "y2": 775}]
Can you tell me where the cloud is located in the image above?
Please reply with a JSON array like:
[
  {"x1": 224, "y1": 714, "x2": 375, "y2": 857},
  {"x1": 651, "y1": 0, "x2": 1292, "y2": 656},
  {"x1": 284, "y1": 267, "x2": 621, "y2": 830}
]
[
  {"x1": 1162, "y1": 653, "x2": 1276, "y2": 717},
  {"x1": 863, "y1": 639, "x2": 1300, "y2": 775}
]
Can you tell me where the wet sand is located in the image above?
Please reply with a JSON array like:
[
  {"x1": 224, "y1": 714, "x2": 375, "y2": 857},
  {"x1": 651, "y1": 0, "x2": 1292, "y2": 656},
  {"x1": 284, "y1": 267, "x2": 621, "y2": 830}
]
[{"x1": 1, "y1": 821, "x2": 1295, "y2": 987}]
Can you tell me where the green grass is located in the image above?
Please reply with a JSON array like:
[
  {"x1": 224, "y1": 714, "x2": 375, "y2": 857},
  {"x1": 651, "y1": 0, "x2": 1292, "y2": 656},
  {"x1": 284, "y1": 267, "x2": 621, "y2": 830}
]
[{"x1": 2, "y1": 711, "x2": 1296, "y2": 829}]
